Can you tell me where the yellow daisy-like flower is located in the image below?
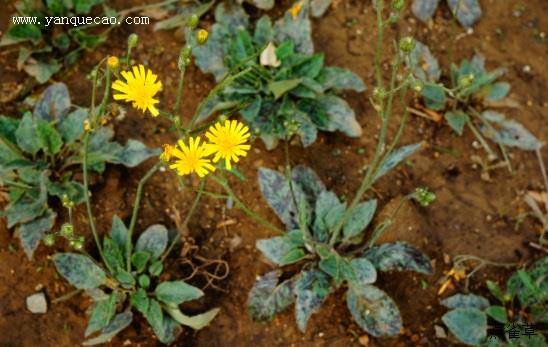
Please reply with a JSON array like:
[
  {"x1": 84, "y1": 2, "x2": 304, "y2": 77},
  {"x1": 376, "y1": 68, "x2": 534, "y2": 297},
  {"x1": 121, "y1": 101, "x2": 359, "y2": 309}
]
[
  {"x1": 204, "y1": 120, "x2": 250, "y2": 170},
  {"x1": 169, "y1": 137, "x2": 215, "y2": 177},
  {"x1": 112, "y1": 64, "x2": 162, "y2": 117}
]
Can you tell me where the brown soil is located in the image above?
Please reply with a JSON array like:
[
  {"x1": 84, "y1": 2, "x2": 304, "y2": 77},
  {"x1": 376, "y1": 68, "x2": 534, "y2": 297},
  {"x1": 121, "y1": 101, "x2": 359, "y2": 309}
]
[{"x1": 1, "y1": 1, "x2": 547, "y2": 346}]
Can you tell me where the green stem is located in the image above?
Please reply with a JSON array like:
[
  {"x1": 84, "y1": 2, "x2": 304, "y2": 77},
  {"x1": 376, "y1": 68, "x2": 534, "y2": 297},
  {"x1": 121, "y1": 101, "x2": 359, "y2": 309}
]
[
  {"x1": 161, "y1": 179, "x2": 205, "y2": 262},
  {"x1": 448, "y1": 0, "x2": 462, "y2": 87},
  {"x1": 374, "y1": 0, "x2": 385, "y2": 90},
  {"x1": 210, "y1": 174, "x2": 285, "y2": 234},
  {"x1": 82, "y1": 133, "x2": 111, "y2": 272},
  {"x1": 126, "y1": 162, "x2": 161, "y2": 271},
  {"x1": 2, "y1": 179, "x2": 33, "y2": 190},
  {"x1": 173, "y1": 65, "x2": 186, "y2": 115},
  {"x1": 466, "y1": 119, "x2": 498, "y2": 160}
]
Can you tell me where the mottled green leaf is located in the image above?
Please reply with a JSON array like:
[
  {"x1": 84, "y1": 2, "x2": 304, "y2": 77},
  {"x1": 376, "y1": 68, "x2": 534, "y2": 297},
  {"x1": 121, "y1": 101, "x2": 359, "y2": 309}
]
[
  {"x1": 313, "y1": 191, "x2": 345, "y2": 243},
  {"x1": 311, "y1": 0, "x2": 332, "y2": 17},
  {"x1": 321, "y1": 95, "x2": 362, "y2": 137},
  {"x1": 440, "y1": 293, "x2": 490, "y2": 310},
  {"x1": 7, "y1": 173, "x2": 48, "y2": 227},
  {"x1": 110, "y1": 215, "x2": 128, "y2": 253},
  {"x1": 485, "y1": 82, "x2": 510, "y2": 101},
  {"x1": 165, "y1": 306, "x2": 220, "y2": 330},
  {"x1": 248, "y1": 270, "x2": 295, "y2": 322},
  {"x1": 33, "y1": 83, "x2": 71, "y2": 121},
  {"x1": 442, "y1": 308, "x2": 487, "y2": 345},
  {"x1": 47, "y1": 180, "x2": 85, "y2": 204},
  {"x1": 253, "y1": 16, "x2": 273, "y2": 46},
  {"x1": 408, "y1": 41, "x2": 441, "y2": 82},
  {"x1": 349, "y1": 258, "x2": 377, "y2": 286},
  {"x1": 363, "y1": 242, "x2": 433, "y2": 274},
  {"x1": 130, "y1": 288, "x2": 150, "y2": 314},
  {"x1": 294, "y1": 270, "x2": 332, "y2": 332},
  {"x1": 274, "y1": 1, "x2": 313, "y2": 55},
  {"x1": 374, "y1": 143, "x2": 422, "y2": 180},
  {"x1": 291, "y1": 165, "x2": 325, "y2": 206},
  {"x1": 411, "y1": 0, "x2": 440, "y2": 22},
  {"x1": 111, "y1": 140, "x2": 159, "y2": 167},
  {"x1": 319, "y1": 250, "x2": 354, "y2": 285},
  {"x1": 82, "y1": 312, "x2": 133, "y2": 346},
  {"x1": 317, "y1": 66, "x2": 366, "y2": 92},
  {"x1": 24, "y1": 59, "x2": 62, "y2": 84},
  {"x1": 15, "y1": 113, "x2": 40, "y2": 155},
  {"x1": 58, "y1": 108, "x2": 88, "y2": 143},
  {"x1": 103, "y1": 237, "x2": 124, "y2": 272},
  {"x1": 447, "y1": 0, "x2": 482, "y2": 27},
  {"x1": 480, "y1": 110, "x2": 541, "y2": 151},
  {"x1": 54, "y1": 253, "x2": 106, "y2": 289},
  {"x1": 16, "y1": 209, "x2": 55, "y2": 260},
  {"x1": 343, "y1": 199, "x2": 377, "y2": 240},
  {"x1": 346, "y1": 284, "x2": 402, "y2": 337},
  {"x1": 256, "y1": 230, "x2": 307, "y2": 266},
  {"x1": 155, "y1": 280, "x2": 204, "y2": 305},
  {"x1": 0, "y1": 116, "x2": 20, "y2": 144},
  {"x1": 135, "y1": 224, "x2": 168, "y2": 259}
]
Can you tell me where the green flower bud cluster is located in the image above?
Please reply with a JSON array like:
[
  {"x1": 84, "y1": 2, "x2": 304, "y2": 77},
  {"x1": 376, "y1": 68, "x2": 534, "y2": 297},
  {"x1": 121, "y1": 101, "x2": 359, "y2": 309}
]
[
  {"x1": 43, "y1": 222, "x2": 84, "y2": 250},
  {"x1": 413, "y1": 187, "x2": 436, "y2": 207}
]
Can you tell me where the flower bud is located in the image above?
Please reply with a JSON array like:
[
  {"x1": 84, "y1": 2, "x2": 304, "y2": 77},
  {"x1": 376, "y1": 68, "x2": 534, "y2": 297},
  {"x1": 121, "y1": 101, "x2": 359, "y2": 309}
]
[
  {"x1": 84, "y1": 119, "x2": 92, "y2": 132},
  {"x1": 62, "y1": 194, "x2": 75, "y2": 208},
  {"x1": 414, "y1": 187, "x2": 436, "y2": 207},
  {"x1": 107, "y1": 56, "x2": 119, "y2": 73},
  {"x1": 459, "y1": 73, "x2": 475, "y2": 88},
  {"x1": 127, "y1": 33, "x2": 138, "y2": 49},
  {"x1": 43, "y1": 234, "x2": 55, "y2": 247},
  {"x1": 373, "y1": 87, "x2": 386, "y2": 99},
  {"x1": 60, "y1": 223, "x2": 74, "y2": 238},
  {"x1": 399, "y1": 36, "x2": 416, "y2": 54},
  {"x1": 392, "y1": 0, "x2": 405, "y2": 11},
  {"x1": 196, "y1": 29, "x2": 209, "y2": 45},
  {"x1": 218, "y1": 114, "x2": 228, "y2": 122},
  {"x1": 160, "y1": 144, "x2": 174, "y2": 163},
  {"x1": 181, "y1": 45, "x2": 192, "y2": 60},
  {"x1": 411, "y1": 79, "x2": 423, "y2": 93},
  {"x1": 138, "y1": 274, "x2": 151, "y2": 289},
  {"x1": 188, "y1": 14, "x2": 199, "y2": 29}
]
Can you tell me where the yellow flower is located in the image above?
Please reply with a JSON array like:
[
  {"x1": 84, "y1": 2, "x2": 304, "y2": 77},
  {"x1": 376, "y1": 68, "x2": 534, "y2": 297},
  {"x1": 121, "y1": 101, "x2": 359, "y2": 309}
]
[
  {"x1": 160, "y1": 144, "x2": 175, "y2": 162},
  {"x1": 289, "y1": 2, "x2": 302, "y2": 18},
  {"x1": 170, "y1": 137, "x2": 215, "y2": 177},
  {"x1": 204, "y1": 120, "x2": 250, "y2": 170},
  {"x1": 112, "y1": 64, "x2": 162, "y2": 117}
]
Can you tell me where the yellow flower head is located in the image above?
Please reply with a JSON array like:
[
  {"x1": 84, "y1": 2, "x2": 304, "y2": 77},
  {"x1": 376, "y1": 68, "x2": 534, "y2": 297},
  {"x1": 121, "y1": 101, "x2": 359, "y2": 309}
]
[
  {"x1": 107, "y1": 56, "x2": 119, "y2": 71},
  {"x1": 204, "y1": 120, "x2": 250, "y2": 170},
  {"x1": 112, "y1": 64, "x2": 162, "y2": 117},
  {"x1": 169, "y1": 137, "x2": 215, "y2": 177},
  {"x1": 289, "y1": 2, "x2": 303, "y2": 18},
  {"x1": 160, "y1": 144, "x2": 175, "y2": 162}
]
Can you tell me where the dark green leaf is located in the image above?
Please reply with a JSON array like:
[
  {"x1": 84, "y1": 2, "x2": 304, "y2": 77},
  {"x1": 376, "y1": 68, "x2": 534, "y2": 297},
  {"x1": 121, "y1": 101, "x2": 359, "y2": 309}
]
[
  {"x1": 0, "y1": 24, "x2": 41, "y2": 46},
  {"x1": 421, "y1": 84, "x2": 447, "y2": 110},
  {"x1": 253, "y1": 16, "x2": 273, "y2": 46},
  {"x1": 444, "y1": 111, "x2": 469, "y2": 136},
  {"x1": 0, "y1": 116, "x2": 20, "y2": 144},
  {"x1": 103, "y1": 238, "x2": 124, "y2": 271},
  {"x1": 110, "y1": 215, "x2": 128, "y2": 254},
  {"x1": 7, "y1": 172, "x2": 48, "y2": 227},
  {"x1": 442, "y1": 308, "x2": 487, "y2": 345},
  {"x1": 36, "y1": 120, "x2": 63, "y2": 155},
  {"x1": 131, "y1": 251, "x2": 151, "y2": 273},
  {"x1": 346, "y1": 284, "x2": 402, "y2": 337},
  {"x1": 54, "y1": 253, "x2": 106, "y2": 289},
  {"x1": 115, "y1": 270, "x2": 135, "y2": 287},
  {"x1": 248, "y1": 270, "x2": 295, "y2": 322},
  {"x1": 47, "y1": 180, "x2": 85, "y2": 204},
  {"x1": 130, "y1": 288, "x2": 150, "y2": 314},
  {"x1": 484, "y1": 305, "x2": 507, "y2": 324},
  {"x1": 319, "y1": 251, "x2": 354, "y2": 285},
  {"x1": 313, "y1": 191, "x2": 345, "y2": 243},
  {"x1": 363, "y1": 242, "x2": 433, "y2": 274},
  {"x1": 268, "y1": 79, "x2": 302, "y2": 99},
  {"x1": 155, "y1": 280, "x2": 204, "y2": 305},
  {"x1": 85, "y1": 294, "x2": 118, "y2": 337},
  {"x1": 294, "y1": 270, "x2": 332, "y2": 332},
  {"x1": 485, "y1": 82, "x2": 510, "y2": 101},
  {"x1": 74, "y1": 0, "x2": 103, "y2": 13},
  {"x1": 486, "y1": 280, "x2": 506, "y2": 303}
]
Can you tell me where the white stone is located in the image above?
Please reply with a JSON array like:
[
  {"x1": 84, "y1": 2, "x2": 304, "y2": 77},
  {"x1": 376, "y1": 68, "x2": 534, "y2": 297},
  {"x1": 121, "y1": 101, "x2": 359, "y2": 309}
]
[{"x1": 26, "y1": 292, "x2": 47, "y2": 314}]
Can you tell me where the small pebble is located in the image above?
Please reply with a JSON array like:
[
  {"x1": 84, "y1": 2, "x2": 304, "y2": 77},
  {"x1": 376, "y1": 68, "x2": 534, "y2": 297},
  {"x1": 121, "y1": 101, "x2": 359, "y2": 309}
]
[
  {"x1": 358, "y1": 335, "x2": 369, "y2": 346},
  {"x1": 26, "y1": 292, "x2": 47, "y2": 314},
  {"x1": 434, "y1": 325, "x2": 447, "y2": 339}
]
